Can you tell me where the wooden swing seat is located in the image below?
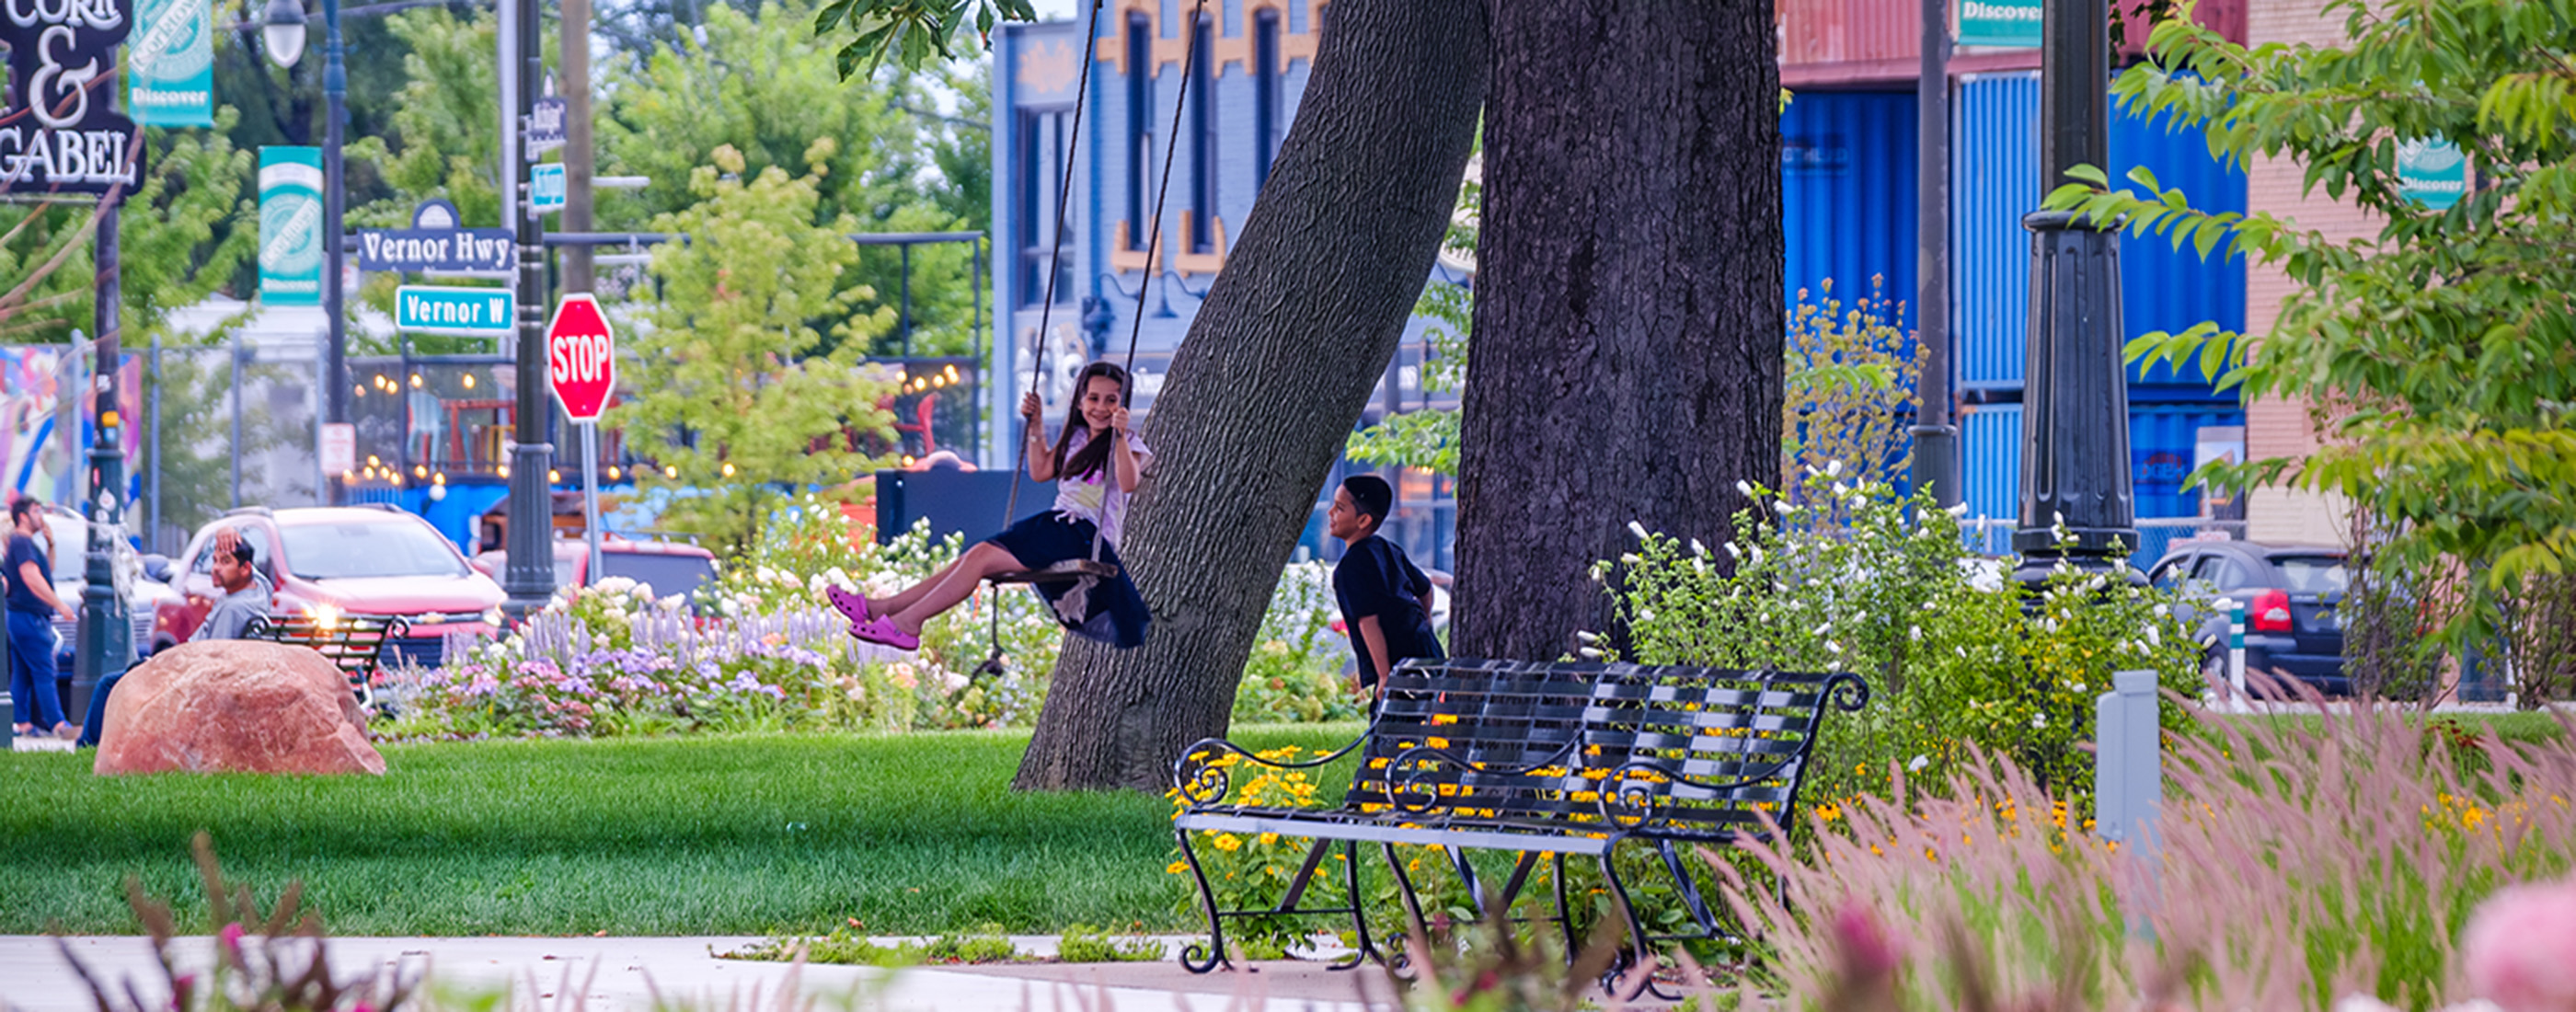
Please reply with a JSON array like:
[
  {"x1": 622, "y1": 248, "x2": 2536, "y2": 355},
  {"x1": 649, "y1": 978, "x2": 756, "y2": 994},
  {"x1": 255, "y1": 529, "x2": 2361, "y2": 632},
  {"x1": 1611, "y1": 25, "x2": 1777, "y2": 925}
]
[{"x1": 989, "y1": 558, "x2": 1120, "y2": 586}]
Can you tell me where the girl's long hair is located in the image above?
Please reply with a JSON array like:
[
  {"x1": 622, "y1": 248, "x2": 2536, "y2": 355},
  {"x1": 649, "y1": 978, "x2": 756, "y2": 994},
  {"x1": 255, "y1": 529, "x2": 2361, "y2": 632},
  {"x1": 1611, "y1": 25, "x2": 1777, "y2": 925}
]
[{"x1": 1050, "y1": 362, "x2": 1131, "y2": 481}]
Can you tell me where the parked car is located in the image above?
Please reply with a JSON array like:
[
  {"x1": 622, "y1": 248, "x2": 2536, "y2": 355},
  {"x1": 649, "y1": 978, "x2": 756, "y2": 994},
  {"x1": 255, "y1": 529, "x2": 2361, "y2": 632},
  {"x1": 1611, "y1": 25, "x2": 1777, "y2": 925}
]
[
  {"x1": 470, "y1": 536, "x2": 720, "y2": 608},
  {"x1": 156, "y1": 506, "x2": 505, "y2": 668},
  {"x1": 2146, "y1": 540, "x2": 2350, "y2": 696}
]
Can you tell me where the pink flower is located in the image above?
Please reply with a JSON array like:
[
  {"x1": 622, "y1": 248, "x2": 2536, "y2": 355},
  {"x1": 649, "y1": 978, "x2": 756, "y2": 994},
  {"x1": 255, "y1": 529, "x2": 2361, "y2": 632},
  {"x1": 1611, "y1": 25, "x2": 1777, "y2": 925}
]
[{"x1": 2462, "y1": 875, "x2": 2576, "y2": 1012}]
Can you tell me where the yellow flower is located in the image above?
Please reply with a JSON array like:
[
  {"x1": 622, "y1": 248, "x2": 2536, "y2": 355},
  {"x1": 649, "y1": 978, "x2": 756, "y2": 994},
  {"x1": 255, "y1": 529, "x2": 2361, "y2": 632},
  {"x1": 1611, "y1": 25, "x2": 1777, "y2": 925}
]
[
  {"x1": 1167, "y1": 860, "x2": 1190, "y2": 875},
  {"x1": 1259, "y1": 833, "x2": 1279, "y2": 845},
  {"x1": 1213, "y1": 834, "x2": 1243, "y2": 852}
]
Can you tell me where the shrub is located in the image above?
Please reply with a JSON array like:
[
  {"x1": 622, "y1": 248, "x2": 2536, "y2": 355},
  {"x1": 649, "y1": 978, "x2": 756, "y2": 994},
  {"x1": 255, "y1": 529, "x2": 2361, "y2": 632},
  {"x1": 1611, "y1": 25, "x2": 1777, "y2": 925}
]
[
  {"x1": 1233, "y1": 561, "x2": 1363, "y2": 724},
  {"x1": 1601, "y1": 467, "x2": 2202, "y2": 817}
]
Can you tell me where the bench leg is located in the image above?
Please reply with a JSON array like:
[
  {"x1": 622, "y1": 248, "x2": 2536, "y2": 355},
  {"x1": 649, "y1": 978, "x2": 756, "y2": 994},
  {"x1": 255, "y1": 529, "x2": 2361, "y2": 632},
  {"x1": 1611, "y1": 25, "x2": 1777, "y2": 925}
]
[
  {"x1": 1173, "y1": 826, "x2": 1233, "y2": 973},
  {"x1": 1333, "y1": 840, "x2": 1386, "y2": 971},
  {"x1": 1381, "y1": 841, "x2": 1432, "y2": 962},
  {"x1": 1656, "y1": 839, "x2": 1726, "y2": 944},
  {"x1": 1551, "y1": 852, "x2": 1579, "y2": 966},
  {"x1": 1597, "y1": 845, "x2": 1665, "y2": 1002},
  {"x1": 1446, "y1": 845, "x2": 1486, "y2": 920}
]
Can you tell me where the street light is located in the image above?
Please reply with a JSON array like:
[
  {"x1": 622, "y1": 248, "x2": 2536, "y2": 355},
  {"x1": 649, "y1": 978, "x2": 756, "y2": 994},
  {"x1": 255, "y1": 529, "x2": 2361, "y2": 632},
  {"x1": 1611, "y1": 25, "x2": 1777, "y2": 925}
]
[
  {"x1": 260, "y1": 0, "x2": 305, "y2": 64},
  {"x1": 261, "y1": 0, "x2": 351, "y2": 506}
]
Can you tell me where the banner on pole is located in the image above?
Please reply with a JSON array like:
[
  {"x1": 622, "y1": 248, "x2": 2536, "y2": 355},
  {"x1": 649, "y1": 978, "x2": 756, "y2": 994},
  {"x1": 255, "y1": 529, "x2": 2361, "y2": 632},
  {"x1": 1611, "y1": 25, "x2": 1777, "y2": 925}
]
[
  {"x1": 1957, "y1": 0, "x2": 2043, "y2": 47},
  {"x1": 2397, "y1": 137, "x2": 2467, "y2": 210},
  {"x1": 129, "y1": 0, "x2": 215, "y2": 127},
  {"x1": 259, "y1": 147, "x2": 326, "y2": 306}
]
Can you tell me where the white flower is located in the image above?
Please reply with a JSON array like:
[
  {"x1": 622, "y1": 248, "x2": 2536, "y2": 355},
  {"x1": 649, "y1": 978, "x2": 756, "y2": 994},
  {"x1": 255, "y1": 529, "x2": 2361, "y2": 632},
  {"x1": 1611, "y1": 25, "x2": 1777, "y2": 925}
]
[
  {"x1": 1724, "y1": 541, "x2": 1742, "y2": 559},
  {"x1": 1811, "y1": 622, "x2": 1833, "y2": 637},
  {"x1": 1620, "y1": 553, "x2": 1641, "y2": 565},
  {"x1": 1735, "y1": 480, "x2": 1754, "y2": 498},
  {"x1": 1776, "y1": 501, "x2": 1800, "y2": 516},
  {"x1": 1945, "y1": 501, "x2": 1970, "y2": 517},
  {"x1": 1906, "y1": 754, "x2": 1929, "y2": 773},
  {"x1": 1833, "y1": 481, "x2": 1852, "y2": 499},
  {"x1": 2031, "y1": 713, "x2": 2048, "y2": 729},
  {"x1": 1690, "y1": 538, "x2": 1708, "y2": 557},
  {"x1": 940, "y1": 670, "x2": 972, "y2": 694},
  {"x1": 1628, "y1": 521, "x2": 1650, "y2": 540},
  {"x1": 2145, "y1": 625, "x2": 2161, "y2": 647},
  {"x1": 808, "y1": 574, "x2": 828, "y2": 594},
  {"x1": 1908, "y1": 625, "x2": 1922, "y2": 642},
  {"x1": 1750, "y1": 546, "x2": 1765, "y2": 564},
  {"x1": 1577, "y1": 647, "x2": 1604, "y2": 660},
  {"x1": 2154, "y1": 604, "x2": 2170, "y2": 617},
  {"x1": 2073, "y1": 682, "x2": 2087, "y2": 693},
  {"x1": 1824, "y1": 639, "x2": 1843, "y2": 654},
  {"x1": 1575, "y1": 630, "x2": 1601, "y2": 646},
  {"x1": 1825, "y1": 459, "x2": 1844, "y2": 477},
  {"x1": 1638, "y1": 608, "x2": 1657, "y2": 622}
]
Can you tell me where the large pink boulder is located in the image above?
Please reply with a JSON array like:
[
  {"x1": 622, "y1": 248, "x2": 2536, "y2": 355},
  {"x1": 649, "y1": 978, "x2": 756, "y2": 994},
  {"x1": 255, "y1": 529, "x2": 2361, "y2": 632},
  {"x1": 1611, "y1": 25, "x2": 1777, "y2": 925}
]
[{"x1": 94, "y1": 639, "x2": 385, "y2": 776}]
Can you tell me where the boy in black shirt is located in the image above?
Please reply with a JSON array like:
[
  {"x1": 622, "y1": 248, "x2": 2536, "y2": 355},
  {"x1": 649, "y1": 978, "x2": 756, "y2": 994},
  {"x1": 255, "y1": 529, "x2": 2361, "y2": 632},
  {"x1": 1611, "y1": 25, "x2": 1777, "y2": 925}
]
[{"x1": 1327, "y1": 475, "x2": 1443, "y2": 696}]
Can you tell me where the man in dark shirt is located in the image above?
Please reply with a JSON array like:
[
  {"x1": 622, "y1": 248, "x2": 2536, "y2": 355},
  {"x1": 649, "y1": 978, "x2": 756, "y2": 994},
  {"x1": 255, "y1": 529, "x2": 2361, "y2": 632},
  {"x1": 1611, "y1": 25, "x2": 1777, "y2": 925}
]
[
  {"x1": 1328, "y1": 475, "x2": 1443, "y2": 696},
  {"x1": 6, "y1": 498, "x2": 76, "y2": 741}
]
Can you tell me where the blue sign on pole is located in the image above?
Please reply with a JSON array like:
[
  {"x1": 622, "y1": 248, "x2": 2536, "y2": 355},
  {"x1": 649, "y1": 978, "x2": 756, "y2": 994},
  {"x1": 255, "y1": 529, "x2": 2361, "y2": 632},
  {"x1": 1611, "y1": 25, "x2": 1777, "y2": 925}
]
[
  {"x1": 359, "y1": 199, "x2": 518, "y2": 275},
  {"x1": 530, "y1": 163, "x2": 566, "y2": 216},
  {"x1": 396, "y1": 285, "x2": 517, "y2": 335},
  {"x1": 129, "y1": 0, "x2": 215, "y2": 127},
  {"x1": 259, "y1": 147, "x2": 325, "y2": 306}
]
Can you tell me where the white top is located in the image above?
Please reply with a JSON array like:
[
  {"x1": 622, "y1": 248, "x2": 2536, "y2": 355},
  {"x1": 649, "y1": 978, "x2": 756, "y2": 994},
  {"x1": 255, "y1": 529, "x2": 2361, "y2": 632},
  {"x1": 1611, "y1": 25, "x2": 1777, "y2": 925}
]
[{"x1": 1052, "y1": 429, "x2": 1155, "y2": 546}]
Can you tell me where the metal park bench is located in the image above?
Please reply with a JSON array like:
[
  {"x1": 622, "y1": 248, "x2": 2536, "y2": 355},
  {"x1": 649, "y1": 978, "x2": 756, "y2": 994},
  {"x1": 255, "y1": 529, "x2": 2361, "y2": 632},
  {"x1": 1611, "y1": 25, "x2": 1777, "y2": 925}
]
[
  {"x1": 1168, "y1": 657, "x2": 1868, "y2": 986},
  {"x1": 242, "y1": 613, "x2": 410, "y2": 711}
]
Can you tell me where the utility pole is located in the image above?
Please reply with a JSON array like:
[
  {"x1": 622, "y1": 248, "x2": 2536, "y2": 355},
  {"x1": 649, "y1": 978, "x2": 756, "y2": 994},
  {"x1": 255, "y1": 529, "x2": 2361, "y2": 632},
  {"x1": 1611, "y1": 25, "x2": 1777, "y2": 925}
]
[
  {"x1": 561, "y1": 0, "x2": 595, "y2": 295},
  {"x1": 1910, "y1": 0, "x2": 1959, "y2": 509},
  {"x1": 322, "y1": 0, "x2": 349, "y2": 505},
  {"x1": 501, "y1": 0, "x2": 557, "y2": 616},
  {"x1": 2013, "y1": 0, "x2": 2137, "y2": 581}
]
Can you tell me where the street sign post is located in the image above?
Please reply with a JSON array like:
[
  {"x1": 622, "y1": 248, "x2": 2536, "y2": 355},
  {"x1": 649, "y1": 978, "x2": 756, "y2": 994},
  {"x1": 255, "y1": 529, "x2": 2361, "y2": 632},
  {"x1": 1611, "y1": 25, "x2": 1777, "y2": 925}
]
[
  {"x1": 396, "y1": 285, "x2": 516, "y2": 335},
  {"x1": 546, "y1": 294, "x2": 615, "y2": 584}
]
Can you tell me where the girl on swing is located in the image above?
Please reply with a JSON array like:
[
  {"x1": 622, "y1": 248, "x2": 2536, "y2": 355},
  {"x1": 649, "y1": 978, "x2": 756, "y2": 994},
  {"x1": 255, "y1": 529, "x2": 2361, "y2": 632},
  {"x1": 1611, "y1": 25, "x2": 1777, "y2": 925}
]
[{"x1": 828, "y1": 362, "x2": 1153, "y2": 651}]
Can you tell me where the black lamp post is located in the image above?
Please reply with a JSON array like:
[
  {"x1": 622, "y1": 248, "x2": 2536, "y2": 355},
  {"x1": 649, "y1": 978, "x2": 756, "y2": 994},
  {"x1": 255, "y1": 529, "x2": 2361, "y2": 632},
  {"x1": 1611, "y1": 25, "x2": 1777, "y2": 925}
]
[
  {"x1": 501, "y1": 0, "x2": 555, "y2": 616},
  {"x1": 263, "y1": 0, "x2": 348, "y2": 505},
  {"x1": 2013, "y1": 0, "x2": 2138, "y2": 582}
]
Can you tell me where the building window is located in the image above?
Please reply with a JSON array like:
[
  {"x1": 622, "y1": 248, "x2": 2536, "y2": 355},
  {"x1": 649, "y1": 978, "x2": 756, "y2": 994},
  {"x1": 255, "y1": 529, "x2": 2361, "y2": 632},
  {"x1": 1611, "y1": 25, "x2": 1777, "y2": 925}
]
[
  {"x1": 1188, "y1": 13, "x2": 1215, "y2": 253},
  {"x1": 1126, "y1": 13, "x2": 1153, "y2": 255},
  {"x1": 1253, "y1": 9, "x2": 1280, "y2": 190},
  {"x1": 1016, "y1": 109, "x2": 1072, "y2": 305}
]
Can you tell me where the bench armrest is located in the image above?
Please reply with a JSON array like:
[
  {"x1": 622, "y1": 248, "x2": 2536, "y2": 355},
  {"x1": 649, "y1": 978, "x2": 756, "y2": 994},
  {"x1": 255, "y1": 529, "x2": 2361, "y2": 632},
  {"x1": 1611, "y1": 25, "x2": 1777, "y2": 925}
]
[
  {"x1": 1171, "y1": 719, "x2": 1379, "y2": 807},
  {"x1": 1594, "y1": 671, "x2": 1870, "y2": 829}
]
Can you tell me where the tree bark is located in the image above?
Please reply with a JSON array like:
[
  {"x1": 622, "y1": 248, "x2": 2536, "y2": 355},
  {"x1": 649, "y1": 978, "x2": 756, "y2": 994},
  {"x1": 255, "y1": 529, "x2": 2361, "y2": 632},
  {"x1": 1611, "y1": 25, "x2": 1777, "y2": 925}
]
[
  {"x1": 1452, "y1": 0, "x2": 1785, "y2": 661},
  {"x1": 1013, "y1": 0, "x2": 1489, "y2": 791}
]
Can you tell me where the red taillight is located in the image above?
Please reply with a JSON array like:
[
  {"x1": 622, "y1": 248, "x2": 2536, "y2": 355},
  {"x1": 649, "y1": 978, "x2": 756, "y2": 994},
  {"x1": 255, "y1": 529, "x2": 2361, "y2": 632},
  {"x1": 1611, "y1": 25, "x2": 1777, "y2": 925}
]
[{"x1": 2251, "y1": 588, "x2": 2293, "y2": 633}]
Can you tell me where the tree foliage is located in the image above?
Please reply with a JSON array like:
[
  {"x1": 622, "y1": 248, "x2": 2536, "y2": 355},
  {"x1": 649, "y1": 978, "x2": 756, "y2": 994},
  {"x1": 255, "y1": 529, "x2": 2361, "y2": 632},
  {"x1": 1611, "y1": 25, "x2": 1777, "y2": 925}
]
[
  {"x1": 0, "y1": 120, "x2": 255, "y2": 343},
  {"x1": 616, "y1": 143, "x2": 902, "y2": 558},
  {"x1": 2046, "y1": 0, "x2": 2576, "y2": 650}
]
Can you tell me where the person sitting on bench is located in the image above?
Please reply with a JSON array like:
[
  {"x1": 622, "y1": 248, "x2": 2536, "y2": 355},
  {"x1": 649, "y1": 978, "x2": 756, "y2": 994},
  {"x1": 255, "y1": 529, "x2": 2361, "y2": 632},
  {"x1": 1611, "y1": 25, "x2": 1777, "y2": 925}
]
[
  {"x1": 829, "y1": 362, "x2": 1153, "y2": 650},
  {"x1": 1327, "y1": 475, "x2": 1443, "y2": 700}
]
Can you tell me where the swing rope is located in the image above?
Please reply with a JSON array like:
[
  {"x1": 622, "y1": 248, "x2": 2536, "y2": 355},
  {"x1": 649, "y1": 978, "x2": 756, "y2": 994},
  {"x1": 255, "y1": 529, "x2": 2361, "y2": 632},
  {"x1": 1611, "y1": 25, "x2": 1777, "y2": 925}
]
[
  {"x1": 977, "y1": 0, "x2": 1212, "y2": 663},
  {"x1": 1040, "y1": 0, "x2": 1213, "y2": 627}
]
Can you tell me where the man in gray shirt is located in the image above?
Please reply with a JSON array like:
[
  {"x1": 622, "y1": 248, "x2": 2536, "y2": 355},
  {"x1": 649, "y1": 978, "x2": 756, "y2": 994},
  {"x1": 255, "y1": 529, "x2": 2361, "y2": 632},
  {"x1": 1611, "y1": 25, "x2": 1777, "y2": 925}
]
[
  {"x1": 192, "y1": 535, "x2": 273, "y2": 643},
  {"x1": 78, "y1": 532, "x2": 271, "y2": 749}
]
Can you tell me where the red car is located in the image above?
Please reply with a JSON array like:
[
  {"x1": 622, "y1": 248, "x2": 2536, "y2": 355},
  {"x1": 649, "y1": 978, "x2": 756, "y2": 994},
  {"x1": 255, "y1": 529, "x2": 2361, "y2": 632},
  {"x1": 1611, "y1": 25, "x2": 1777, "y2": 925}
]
[
  {"x1": 157, "y1": 506, "x2": 506, "y2": 667},
  {"x1": 470, "y1": 536, "x2": 720, "y2": 608}
]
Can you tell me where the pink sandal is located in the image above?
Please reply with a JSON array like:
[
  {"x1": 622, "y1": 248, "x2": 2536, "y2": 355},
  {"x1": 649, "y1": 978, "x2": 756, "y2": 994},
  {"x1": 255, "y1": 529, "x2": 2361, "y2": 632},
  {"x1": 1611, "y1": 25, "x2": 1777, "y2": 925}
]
[
  {"x1": 823, "y1": 585, "x2": 874, "y2": 631},
  {"x1": 849, "y1": 616, "x2": 920, "y2": 651}
]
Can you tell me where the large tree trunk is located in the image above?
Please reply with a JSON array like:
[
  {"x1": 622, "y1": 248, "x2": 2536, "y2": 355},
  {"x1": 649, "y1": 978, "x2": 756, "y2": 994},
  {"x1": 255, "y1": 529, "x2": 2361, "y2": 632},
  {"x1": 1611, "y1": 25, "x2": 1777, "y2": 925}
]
[
  {"x1": 1012, "y1": 0, "x2": 1489, "y2": 791},
  {"x1": 1452, "y1": 0, "x2": 1785, "y2": 661}
]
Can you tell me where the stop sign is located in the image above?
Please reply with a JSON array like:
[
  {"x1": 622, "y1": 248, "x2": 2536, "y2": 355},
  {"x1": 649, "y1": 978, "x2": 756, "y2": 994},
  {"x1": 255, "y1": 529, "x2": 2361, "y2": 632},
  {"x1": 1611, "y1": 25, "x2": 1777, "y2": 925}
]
[{"x1": 546, "y1": 293, "x2": 616, "y2": 420}]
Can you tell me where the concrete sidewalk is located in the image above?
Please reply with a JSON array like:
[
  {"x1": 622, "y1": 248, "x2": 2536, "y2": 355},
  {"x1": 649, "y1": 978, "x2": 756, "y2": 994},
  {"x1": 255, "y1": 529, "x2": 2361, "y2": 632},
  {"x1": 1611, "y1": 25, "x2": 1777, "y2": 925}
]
[{"x1": 2, "y1": 936, "x2": 1403, "y2": 1012}]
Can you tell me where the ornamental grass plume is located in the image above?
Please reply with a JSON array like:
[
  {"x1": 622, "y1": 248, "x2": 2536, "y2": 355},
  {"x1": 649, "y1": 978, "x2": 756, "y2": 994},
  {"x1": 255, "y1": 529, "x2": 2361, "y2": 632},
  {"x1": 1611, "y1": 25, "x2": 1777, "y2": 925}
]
[{"x1": 1723, "y1": 684, "x2": 2576, "y2": 1012}]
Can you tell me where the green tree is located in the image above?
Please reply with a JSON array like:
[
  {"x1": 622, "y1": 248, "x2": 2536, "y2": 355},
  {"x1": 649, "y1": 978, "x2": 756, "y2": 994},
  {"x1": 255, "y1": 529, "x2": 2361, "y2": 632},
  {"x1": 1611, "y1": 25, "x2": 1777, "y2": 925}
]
[
  {"x1": 2049, "y1": 0, "x2": 2576, "y2": 652},
  {"x1": 0, "y1": 120, "x2": 255, "y2": 343},
  {"x1": 602, "y1": 0, "x2": 981, "y2": 357},
  {"x1": 616, "y1": 143, "x2": 903, "y2": 558}
]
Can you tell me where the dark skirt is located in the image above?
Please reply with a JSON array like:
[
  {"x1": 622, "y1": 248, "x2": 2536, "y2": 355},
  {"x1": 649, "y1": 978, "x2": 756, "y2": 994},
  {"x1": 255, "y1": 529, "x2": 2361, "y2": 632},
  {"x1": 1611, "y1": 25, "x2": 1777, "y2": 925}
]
[{"x1": 987, "y1": 512, "x2": 1151, "y2": 649}]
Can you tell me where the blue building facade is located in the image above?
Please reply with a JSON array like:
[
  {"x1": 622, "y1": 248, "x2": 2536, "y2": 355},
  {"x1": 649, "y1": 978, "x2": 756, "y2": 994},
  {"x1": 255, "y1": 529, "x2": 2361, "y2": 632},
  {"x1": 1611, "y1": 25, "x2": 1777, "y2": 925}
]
[
  {"x1": 991, "y1": 19, "x2": 2249, "y2": 571},
  {"x1": 991, "y1": 5, "x2": 1461, "y2": 568}
]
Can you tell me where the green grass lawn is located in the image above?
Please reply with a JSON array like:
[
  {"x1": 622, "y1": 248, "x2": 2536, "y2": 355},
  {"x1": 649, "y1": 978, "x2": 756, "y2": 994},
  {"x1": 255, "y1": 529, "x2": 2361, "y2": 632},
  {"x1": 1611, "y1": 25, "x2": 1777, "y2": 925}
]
[{"x1": 0, "y1": 724, "x2": 1364, "y2": 937}]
